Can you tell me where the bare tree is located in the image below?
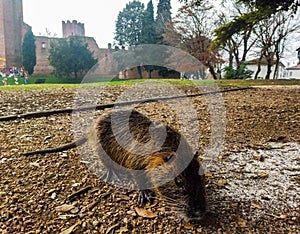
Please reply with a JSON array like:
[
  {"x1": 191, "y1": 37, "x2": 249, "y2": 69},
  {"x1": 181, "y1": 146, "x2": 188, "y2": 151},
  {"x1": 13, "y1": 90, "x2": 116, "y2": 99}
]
[
  {"x1": 215, "y1": 1, "x2": 257, "y2": 68},
  {"x1": 253, "y1": 10, "x2": 300, "y2": 79},
  {"x1": 163, "y1": 1, "x2": 223, "y2": 79}
]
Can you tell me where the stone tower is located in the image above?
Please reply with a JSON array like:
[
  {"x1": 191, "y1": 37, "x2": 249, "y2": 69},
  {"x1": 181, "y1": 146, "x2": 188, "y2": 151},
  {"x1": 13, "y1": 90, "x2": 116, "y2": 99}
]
[
  {"x1": 62, "y1": 20, "x2": 85, "y2": 38},
  {"x1": 0, "y1": 0, "x2": 23, "y2": 69}
]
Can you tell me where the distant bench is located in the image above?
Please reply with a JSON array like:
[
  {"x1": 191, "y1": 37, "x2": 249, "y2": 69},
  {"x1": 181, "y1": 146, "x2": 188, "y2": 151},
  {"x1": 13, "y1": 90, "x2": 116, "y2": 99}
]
[{"x1": 35, "y1": 79, "x2": 45, "y2": 84}]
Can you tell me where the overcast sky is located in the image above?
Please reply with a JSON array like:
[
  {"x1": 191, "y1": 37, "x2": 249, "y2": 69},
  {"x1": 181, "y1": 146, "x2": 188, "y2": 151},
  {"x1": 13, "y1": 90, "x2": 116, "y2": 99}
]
[
  {"x1": 22, "y1": 0, "x2": 298, "y2": 64},
  {"x1": 22, "y1": 0, "x2": 181, "y2": 48}
]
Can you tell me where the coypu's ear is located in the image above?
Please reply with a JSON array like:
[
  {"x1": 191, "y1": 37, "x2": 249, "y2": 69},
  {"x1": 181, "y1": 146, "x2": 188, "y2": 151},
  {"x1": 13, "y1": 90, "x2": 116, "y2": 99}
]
[
  {"x1": 163, "y1": 154, "x2": 175, "y2": 162},
  {"x1": 175, "y1": 176, "x2": 184, "y2": 187},
  {"x1": 193, "y1": 151, "x2": 199, "y2": 159}
]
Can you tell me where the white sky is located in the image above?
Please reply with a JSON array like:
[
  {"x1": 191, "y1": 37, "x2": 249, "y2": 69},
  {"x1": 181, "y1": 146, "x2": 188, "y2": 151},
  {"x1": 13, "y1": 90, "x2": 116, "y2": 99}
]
[
  {"x1": 22, "y1": 0, "x2": 298, "y2": 64},
  {"x1": 22, "y1": 0, "x2": 181, "y2": 48}
]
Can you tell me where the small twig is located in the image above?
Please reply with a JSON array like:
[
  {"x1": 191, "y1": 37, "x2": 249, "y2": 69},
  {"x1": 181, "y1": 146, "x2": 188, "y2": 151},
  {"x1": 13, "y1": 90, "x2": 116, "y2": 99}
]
[
  {"x1": 86, "y1": 200, "x2": 100, "y2": 211},
  {"x1": 68, "y1": 185, "x2": 92, "y2": 201},
  {"x1": 105, "y1": 223, "x2": 120, "y2": 234},
  {"x1": 265, "y1": 213, "x2": 281, "y2": 219}
]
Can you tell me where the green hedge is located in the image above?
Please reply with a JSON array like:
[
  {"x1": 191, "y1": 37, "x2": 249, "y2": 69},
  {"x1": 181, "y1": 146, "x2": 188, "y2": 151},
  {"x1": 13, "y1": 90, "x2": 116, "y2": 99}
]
[{"x1": 2, "y1": 75, "x2": 124, "y2": 85}]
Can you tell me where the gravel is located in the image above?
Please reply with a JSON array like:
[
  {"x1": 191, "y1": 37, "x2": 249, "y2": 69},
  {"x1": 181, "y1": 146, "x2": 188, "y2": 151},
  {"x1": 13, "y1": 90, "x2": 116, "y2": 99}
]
[{"x1": 0, "y1": 84, "x2": 299, "y2": 233}]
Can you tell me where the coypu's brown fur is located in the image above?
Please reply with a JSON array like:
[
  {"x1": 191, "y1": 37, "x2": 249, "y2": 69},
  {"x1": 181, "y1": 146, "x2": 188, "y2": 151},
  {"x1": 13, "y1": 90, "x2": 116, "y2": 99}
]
[{"x1": 23, "y1": 109, "x2": 207, "y2": 219}]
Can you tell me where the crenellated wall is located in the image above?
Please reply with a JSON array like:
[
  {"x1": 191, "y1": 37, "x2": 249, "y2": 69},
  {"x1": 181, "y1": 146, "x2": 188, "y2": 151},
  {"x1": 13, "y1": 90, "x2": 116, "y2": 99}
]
[
  {"x1": 0, "y1": 1, "x2": 163, "y2": 78},
  {"x1": 62, "y1": 20, "x2": 85, "y2": 38},
  {"x1": 33, "y1": 36, "x2": 113, "y2": 75}
]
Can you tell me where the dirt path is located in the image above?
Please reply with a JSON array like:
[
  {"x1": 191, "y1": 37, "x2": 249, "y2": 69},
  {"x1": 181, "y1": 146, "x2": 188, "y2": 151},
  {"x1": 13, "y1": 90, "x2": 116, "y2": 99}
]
[{"x1": 0, "y1": 85, "x2": 299, "y2": 233}]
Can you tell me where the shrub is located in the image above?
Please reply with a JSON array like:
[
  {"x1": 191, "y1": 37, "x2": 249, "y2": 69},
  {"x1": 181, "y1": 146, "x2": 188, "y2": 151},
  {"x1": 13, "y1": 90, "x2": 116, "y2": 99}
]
[{"x1": 223, "y1": 62, "x2": 253, "y2": 79}]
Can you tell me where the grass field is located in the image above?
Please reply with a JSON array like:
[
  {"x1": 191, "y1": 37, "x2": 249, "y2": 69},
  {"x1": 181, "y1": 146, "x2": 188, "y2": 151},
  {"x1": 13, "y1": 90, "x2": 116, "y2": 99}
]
[{"x1": 1, "y1": 77, "x2": 300, "y2": 91}]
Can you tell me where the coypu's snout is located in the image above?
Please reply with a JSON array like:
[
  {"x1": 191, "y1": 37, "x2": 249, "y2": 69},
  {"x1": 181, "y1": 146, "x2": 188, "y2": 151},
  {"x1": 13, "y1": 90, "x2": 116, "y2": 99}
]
[
  {"x1": 183, "y1": 153, "x2": 207, "y2": 219},
  {"x1": 187, "y1": 207, "x2": 207, "y2": 219},
  {"x1": 186, "y1": 187, "x2": 207, "y2": 219}
]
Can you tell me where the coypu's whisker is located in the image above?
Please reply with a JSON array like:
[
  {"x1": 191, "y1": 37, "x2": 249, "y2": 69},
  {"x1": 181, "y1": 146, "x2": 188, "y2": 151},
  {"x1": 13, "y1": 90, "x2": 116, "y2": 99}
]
[
  {"x1": 154, "y1": 195, "x2": 182, "y2": 203},
  {"x1": 156, "y1": 198, "x2": 187, "y2": 209}
]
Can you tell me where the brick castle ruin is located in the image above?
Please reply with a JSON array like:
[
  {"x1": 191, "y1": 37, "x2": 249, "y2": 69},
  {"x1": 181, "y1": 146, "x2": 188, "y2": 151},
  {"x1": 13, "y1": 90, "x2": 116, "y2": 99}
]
[
  {"x1": 0, "y1": 0, "x2": 113, "y2": 75},
  {"x1": 0, "y1": 0, "x2": 184, "y2": 79},
  {"x1": 0, "y1": 0, "x2": 24, "y2": 69}
]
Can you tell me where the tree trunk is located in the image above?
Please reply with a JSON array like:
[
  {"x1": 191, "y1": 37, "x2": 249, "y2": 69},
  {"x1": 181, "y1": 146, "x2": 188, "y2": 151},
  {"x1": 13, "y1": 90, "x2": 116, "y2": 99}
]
[
  {"x1": 228, "y1": 52, "x2": 234, "y2": 67},
  {"x1": 273, "y1": 61, "x2": 279, "y2": 79},
  {"x1": 208, "y1": 65, "x2": 217, "y2": 80},
  {"x1": 147, "y1": 70, "x2": 152, "y2": 78},
  {"x1": 254, "y1": 56, "x2": 263, "y2": 80},
  {"x1": 265, "y1": 53, "x2": 274, "y2": 80},
  {"x1": 273, "y1": 51, "x2": 281, "y2": 79},
  {"x1": 265, "y1": 63, "x2": 272, "y2": 79},
  {"x1": 137, "y1": 66, "x2": 143, "y2": 79}
]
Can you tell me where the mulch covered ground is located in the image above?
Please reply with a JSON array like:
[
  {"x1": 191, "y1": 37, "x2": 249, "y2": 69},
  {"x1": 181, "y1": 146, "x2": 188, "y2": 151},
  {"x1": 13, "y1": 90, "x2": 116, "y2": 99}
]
[{"x1": 0, "y1": 84, "x2": 299, "y2": 233}]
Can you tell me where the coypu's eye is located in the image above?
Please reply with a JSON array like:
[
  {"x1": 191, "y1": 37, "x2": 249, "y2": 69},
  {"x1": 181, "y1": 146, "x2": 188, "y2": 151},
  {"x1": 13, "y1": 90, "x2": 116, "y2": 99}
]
[
  {"x1": 175, "y1": 177, "x2": 184, "y2": 188},
  {"x1": 163, "y1": 154, "x2": 174, "y2": 162}
]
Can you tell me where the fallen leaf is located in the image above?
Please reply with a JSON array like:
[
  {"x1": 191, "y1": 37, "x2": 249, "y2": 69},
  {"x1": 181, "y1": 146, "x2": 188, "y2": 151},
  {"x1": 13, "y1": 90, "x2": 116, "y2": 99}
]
[
  {"x1": 258, "y1": 173, "x2": 269, "y2": 178},
  {"x1": 46, "y1": 188, "x2": 57, "y2": 195},
  {"x1": 70, "y1": 207, "x2": 79, "y2": 214},
  {"x1": 145, "y1": 200, "x2": 158, "y2": 208},
  {"x1": 126, "y1": 210, "x2": 137, "y2": 216},
  {"x1": 280, "y1": 214, "x2": 287, "y2": 219},
  {"x1": 85, "y1": 200, "x2": 99, "y2": 211},
  {"x1": 29, "y1": 162, "x2": 40, "y2": 167},
  {"x1": 134, "y1": 207, "x2": 157, "y2": 218},
  {"x1": 205, "y1": 173, "x2": 213, "y2": 177},
  {"x1": 60, "y1": 224, "x2": 77, "y2": 234},
  {"x1": 118, "y1": 226, "x2": 129, "y2": 234},
  {"x1": 116, "y1": 195, "x2": 131, "y2": 201},
  {"x1": 217, "y1": 179, "x2": 227, "y2": 187},
  {"x1": 252, "y1": 202, "x2": 262, "y2": 209},
  {"x1": 253, "y1": 155, "x2": 265, "y2": 162},
  {"x1": 238, "y1": 218, "x2": 247, "y2": 228},
  {"x1": 58, "y1": 214, "x2": 77, "y2": 220},
  {"x1": 55, "y1": 204, "x2": 75, "y2": 212},
  {"x1": 71, "y1": 183, "x2": 81, "y2": 187},
  {"x1": 183, "y1": 223, "x2": 195, "y2": 229}
]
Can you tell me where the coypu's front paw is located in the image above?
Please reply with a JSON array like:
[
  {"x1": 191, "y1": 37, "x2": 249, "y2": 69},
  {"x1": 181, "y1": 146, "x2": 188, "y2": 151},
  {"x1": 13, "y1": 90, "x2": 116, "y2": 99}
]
[{"x1": 137, "y1": 189, "x2": 155, "y2": 207}]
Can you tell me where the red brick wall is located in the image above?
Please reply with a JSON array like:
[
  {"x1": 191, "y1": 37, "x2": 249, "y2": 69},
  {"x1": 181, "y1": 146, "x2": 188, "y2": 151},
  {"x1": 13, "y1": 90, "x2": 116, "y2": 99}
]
[{"x1": 0, "y1": 0, "x2": 23, "y2": 68}]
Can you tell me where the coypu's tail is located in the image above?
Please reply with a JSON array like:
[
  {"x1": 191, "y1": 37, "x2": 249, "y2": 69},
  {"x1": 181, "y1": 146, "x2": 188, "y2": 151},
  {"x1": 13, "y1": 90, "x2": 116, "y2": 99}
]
[{"x1": 22, "y1": 137, "x2": 87, "y2": 156}]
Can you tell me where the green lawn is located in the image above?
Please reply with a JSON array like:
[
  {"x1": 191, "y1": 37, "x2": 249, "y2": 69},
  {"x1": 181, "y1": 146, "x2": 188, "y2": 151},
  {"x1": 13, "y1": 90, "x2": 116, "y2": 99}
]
[
  {"x1": 217, "y1": 79, "x2": 300, "y2": 87},
  {"x1": 0, "y1": 77, "x2": 299, "y2": 91}
]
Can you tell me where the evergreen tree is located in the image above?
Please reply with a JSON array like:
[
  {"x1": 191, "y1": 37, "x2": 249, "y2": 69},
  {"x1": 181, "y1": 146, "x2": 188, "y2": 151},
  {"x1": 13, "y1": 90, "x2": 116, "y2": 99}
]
[
  {"x1": 114, "y1": 1, "x2": 145, "y2": 78},
  {"x1": 155, "y1": 0, "x2": 172, "y2": 44},
  {"x1": 114, "y1": 0, "x2": 145, "y2": 47},
  {"x1": 113, "y1": 0, "x2": 175, "y2": 78},
  {"x1": 22, "y1": 28, "x2": 36, "y2": 75},
  {"x1": 141, "y1": 0, "x2": 156, "y2": 44},
  {"x1": 49, "y1": 37, "x2": 97, "y2": 79},
  {"x1": 140, "y1": 0, "x2": 162, "y2": 77}
]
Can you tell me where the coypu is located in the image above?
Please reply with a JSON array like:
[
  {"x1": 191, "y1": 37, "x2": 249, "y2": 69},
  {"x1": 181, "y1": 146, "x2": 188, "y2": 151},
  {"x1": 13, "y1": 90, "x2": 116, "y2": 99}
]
[{"x1": 23, "y1": 109, "x2": 207, "y2": 219}]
